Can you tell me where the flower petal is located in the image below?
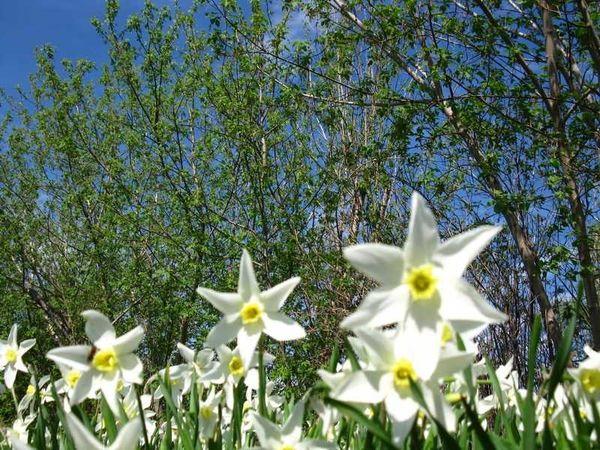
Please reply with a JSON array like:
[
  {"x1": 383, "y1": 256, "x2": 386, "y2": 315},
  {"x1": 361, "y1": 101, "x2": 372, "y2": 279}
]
[
  {"x1": 109, "y1": 418, "x2": 142, "y2": 450},
  {"x1": 7, "y1": 324, "x2": 18, "y2": 347},
  {"x1": 249, "y1": 411, "x2": 282, "y2": 447},
  {"x1": 435, "y1": 225, "x2": 501, "y2": 279},
  {"x1": 404, "y1": 192, "x2": 440, "y2": 266},
  {"x1": 262, "y1": 313, "x2": 305, "y2": 341},
  {"x1": 343, "y1": 243, "x2": 404, "y2": 287},
  {"x1": 237, "y1": 326, "x2": 262, "y2": 371},
  {"x1": 119, "y1": 354, "x2": 143, "y2": 384},
  {"x1": 439, "y1": 280, "x2": 507, "y2": 325},
  {"x1": 196, "y1": 287, "x2": 242, "y2": 315},
  {"x1": 205, "y1": 316, "x2": 241, "y2": 348},
  {"x1": 4, "y1": 364, "x2": 17, "y2": 389},
  {"x1": 329, "y1": 370, "x2": 385, "y2": 404},
  {"x1": 176, "y1": 343, "x2": 195, "y2": 363},
  {"x1": 238, "y1": 249, "x2": 260, "y2": 300},
  {"x1": 82, "y1": 310, "x2": 116, "y2": 347},
  {"x1": 70, "y1": 370, "x2": 96, "y2": 406},
  {"x1": 65, "y1": 413, "x2": 103, "y2": 450},
  {"x1": 282, "y1": 399, "x2": 305, "y2": 441},
  {"x1": 260, "y1": 277, "x2": 300, "y2": 311},
  {"x1": 341, "y1": 287, "x2": 409, "y2": 330},
  {"x1": 112, "y1": 326, "x2": 144, "y2": 355},
  {"x1": 18, "y1": 339, "x2": 36, "y2": 354},
  {"x1": 46, "y1": 345, "x2": 92, "y2": 372},
  {"x1": 353, "y1": 328, "x2": 395, "y2": 369}
]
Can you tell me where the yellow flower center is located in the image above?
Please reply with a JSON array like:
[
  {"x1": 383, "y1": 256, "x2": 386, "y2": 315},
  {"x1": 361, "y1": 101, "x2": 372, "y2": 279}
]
[
  {"x1": 580, "y1": 368, "x2": 600, "y2": 395},
  {"x1": 228, "y1": 356, "x2": 244, "y2": 376},
  {"x1": 66, "y1": 370, "x2": 81, "y2": 388},
  {"x1": 200, "y1": 406, "x2": 213, "y2": 420},
  {"x1": 441, "y1": 323, "x2": 453, "y2": 346},
  {"x1": 445, "y1": 392, "x2": 462, "y2": 404},
  {"x1": 240, "y1": 300, "x2": 264, "y2": 325},
  {"x1": 404, "y1": 264, "x2": 438, "y2": 300},
  {"x1": 5, "y1": 347, "x2": 17, "y2": 363},
  {"x1": 391, "y1": 358, "x2": 417, "y2": 390},
  {"x1": 26, "y1": 385, "x2": 36, "y2": 396},
  {"x1": 279, "y1": 445, "x2": 295, "y2": 450},
  {"x1": 92, "y1": 348, "x2": 119, "y2": 372}
]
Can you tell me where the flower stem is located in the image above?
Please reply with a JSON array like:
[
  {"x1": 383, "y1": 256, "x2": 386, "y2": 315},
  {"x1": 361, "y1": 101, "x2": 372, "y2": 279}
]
[{"x1": 258, "y1": 335, "x2": 267, "y2": 417}]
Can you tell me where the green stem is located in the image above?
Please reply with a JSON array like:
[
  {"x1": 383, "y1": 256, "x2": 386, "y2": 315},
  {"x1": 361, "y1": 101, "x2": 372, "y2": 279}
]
[{"x1": 258, "y1": 336, "x2": 267, "y2": 417}]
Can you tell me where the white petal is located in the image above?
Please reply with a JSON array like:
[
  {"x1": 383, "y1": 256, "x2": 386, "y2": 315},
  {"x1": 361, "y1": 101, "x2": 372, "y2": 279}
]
[
  {"x1": 46, "y1": 346, "x2": 93, "y2": 372},
  {"x1": 439, "y1": 280, "x2": 507, "y2": 325},
  {"x1": 112, "y1": 326, "x2": 144, "y2": 355},
  {"x1": 65, "y1": 413, "x2": 103, "y2": 450},
  {"x1": 109, "y1": 418, "x2": 142, "y2": 450},
  {"x1": 340, "y1": 287, "x2": 409, "y2": 330},
  {"x1": 82, "y1": 310, "x2": 116, "y2": 347},
  {"x1": 7, "y1": 324, "x2": 18, "y2": 347},
  {"x1": 432, "y1": 347, "x2": 475, "y2": 380},
  {"x1": 262, "y1": 313, "x2": 305, "y2": 341},
  {"x1": 18, "y1": 339, "x2": 36, "y2": 354},
  {"x1": 423, "y1": 384, "x2": 456, "y2": 432},
  {"x1": 205, "y1": 316, "x2": 241, "y2": 348},
  {"x1": 404, "y1": 192, "x2": 440, "y2": 266},
  {"x1": 401, "y1": 319, "x2": 441, "y2": 382},
  {"x1": 343, "y1": 244, "x2": 404, "y2": 287},
  {"x1": 4, "y1": 364, "x2": 17, "y2": 389},
  {"x1": 237, "y1": 327, "x2": 261, "y2": 371},
  {"x1": 435, "y1": 225, "x2": 501, "y2": 279},
  {"x1": 329, "y1": 370, "x2": 385, "y2": 404},
  {"x1": 249, "y1": 411, "x2": 282, "y2": 447},
  {"x1": 282, "y1": 399, "x2": 305, "y2": 441},
  {"x1": 260, "y1": 277, "x2": 300, "y2": 311},
  {"x1": 386, "y1": 401, "x2": 417, "y2": 446},
  {"x1": 238, "y1": 249, "x2": 260, "y2": 300},
  {"x1": 385, "y1": 390, "x2": 419, "y2": 422},
  {"x1": 70, "y1": 371, "x2": 96, "y2": 405},
  {"x1": 100, "y1": 373, "x2": 121, "y2": 416},
  {"x1": 176, "y1": 342, "x2": 195, "y2": 363},
  {"x1": 353, "y1": 328, "x2": 395, "y2": 369},
  {"x1": 196, "y1": 287, "x2": 243, "y2": 314},
  {"x1": 119, "y1": 354, "x2": 143, "y2": 384}
]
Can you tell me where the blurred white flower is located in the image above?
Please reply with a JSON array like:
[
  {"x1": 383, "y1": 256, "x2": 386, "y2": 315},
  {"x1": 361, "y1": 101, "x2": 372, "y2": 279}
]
[
  {"x1": 249, "y1": 399, "x2": 335, "y2": 449},
  {"x1": 198, "y1": 388, "x2": 222, "y2": 439},
  {"x1": 570, "y1": 345, "x2": 600, "y2": 400},
  {"x1": 0, "y1": 324, "x2": 36, "y2": 389},
  {"x1": 197, "y1": 249, "x2": 305, "y2": 370},
  {"x1": 46, "y1": 310, "x2": 144, "y2": 415}
]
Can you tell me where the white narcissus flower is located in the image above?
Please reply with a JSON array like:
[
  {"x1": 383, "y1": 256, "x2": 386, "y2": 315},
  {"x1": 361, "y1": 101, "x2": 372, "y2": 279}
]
[
  {"x1": 249, "y1": 400, "x2": 336, "y2": 450},
  {"x1": 198, "y1": 388, "x2": 222, "y2": 439},
  {"x1": 153, "y1": 364, "x2": 192, "y2": 407},
  {"x1": 65, "y1": 413, "x2": 141, "y2": 450},
  {"x1": 325, "y1": 325, "x2": 471, "y2": 446},
  {"x1": 46, "y1": 310, "x2": 144, "y2": 415},
  {"x1": 341, "y1": 192, "x2": 506, "y2": 334},
  {"x1": 176, "y1": 343, "x2": 217, "y2": 386},
  {"x1": 570, "y1": 344, "x2": 600, "y2": 400},
  {"x1": 0, "y1": 324, "x2": 36, "y2": 389},
  {"x1": 197, "y1": 249, "x2": 305, "y2": 370}
]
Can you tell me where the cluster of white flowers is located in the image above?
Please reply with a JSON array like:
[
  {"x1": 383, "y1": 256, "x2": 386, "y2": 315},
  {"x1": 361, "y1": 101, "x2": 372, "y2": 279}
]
[{"x1": 1, "y1": 192, "x2": 599, "y2": 449}]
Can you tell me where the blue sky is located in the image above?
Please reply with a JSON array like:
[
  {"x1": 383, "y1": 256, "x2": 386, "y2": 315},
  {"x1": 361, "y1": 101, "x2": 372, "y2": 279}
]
[{"x1": 0, "y1": 0, "x2": 182, "y2": 95}]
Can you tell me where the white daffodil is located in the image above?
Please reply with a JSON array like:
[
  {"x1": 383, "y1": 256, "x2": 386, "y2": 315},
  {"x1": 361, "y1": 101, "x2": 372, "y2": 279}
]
[
  {"x1": 341, "y1": 192, "x2": 506, "y2": 334},
  {"x1": 18, "y1": 375, "x2": 53, "y2": 414},
  {"x1": 176, "y1": 343, "x2": 217, "y2": 386},
  {"x1": 54, "y1": 364, "x2": 85, "y2": 402},
  {"x1": 0, "y1": 324, "x2": 36, "y2": 389},
  {"x1": 198, "y1": 388, "x2": 222, "y2": 439},
  {"x1": 326, "y1": 325, "x2": 470, "y2": 445},
  {"x1": 153, "y1": 364, "x2": 193, "y2": 407},
  {"x1": 197, "y1": 249, "x2": 305, "y2": 370},
  {"x1": 120, "y1": 385, "x2": 156, "y2": 440},
  {"x1": 245, "y1": 371, "x2": 284, "y2": 415},
  {"x1": 46, "y1": 310, "x2": 144, "y2": 415},
  {"x1": 570, "y1": 345, "x2": 600, "y2": 400},
  {"x1": 249, "y1": 399, "x2": 335, "y2": 450},
  {"x1": 6, "y1": 414, "x2": 36, "y2": 447},
  {"x1": 65, "y1": 413, "x2": 141, "y2": 450},
  {"x1": 202, "y1": 345, "x2": 272, "y2": 388}
]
